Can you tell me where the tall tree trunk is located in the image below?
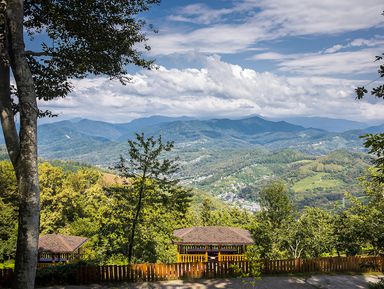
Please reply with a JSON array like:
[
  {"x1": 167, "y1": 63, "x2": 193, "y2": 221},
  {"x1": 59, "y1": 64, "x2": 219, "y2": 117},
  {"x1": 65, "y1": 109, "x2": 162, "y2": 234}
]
[
  {"x1": 0, "y1": 63, "x2": 20, "y2": 169},
  {"x1": 6, "y1": 1, "x2": 40, "y2": 288},
  {"x1": 128, "y1": 174, "x2": 146, "y2": 263}
]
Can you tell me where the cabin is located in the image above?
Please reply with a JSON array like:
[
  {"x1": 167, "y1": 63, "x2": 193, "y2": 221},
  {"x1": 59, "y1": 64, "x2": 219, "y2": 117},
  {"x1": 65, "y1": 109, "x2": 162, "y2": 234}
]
[
  {"x1": 173, "y1": 226, "x2": 254, "y2": 263},
  {"x1": 38, "y1": 233, "x2": 88, "y2": 265}
]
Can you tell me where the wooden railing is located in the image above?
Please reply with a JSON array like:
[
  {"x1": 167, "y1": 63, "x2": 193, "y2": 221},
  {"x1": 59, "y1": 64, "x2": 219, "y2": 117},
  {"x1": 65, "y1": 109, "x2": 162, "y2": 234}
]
[
  {"x1": 219, "y1": 254, "x2": 246, "y2": 262},
  {"x1": 177, "y1": 253, "x2": 247, "y2": 262},
  {"x1": 177, "y1": 253, "x2": 208, "y2": 263}
]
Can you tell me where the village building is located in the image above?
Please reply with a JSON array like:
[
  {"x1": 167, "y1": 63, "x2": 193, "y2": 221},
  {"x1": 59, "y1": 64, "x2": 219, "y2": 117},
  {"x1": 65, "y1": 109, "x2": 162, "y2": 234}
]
[
  {"x1": 173, "y1": 226, "x2": 254, "y2": 263},
  {"x1": 38, "y1": 233, "x2": 88, "y2": 265}
]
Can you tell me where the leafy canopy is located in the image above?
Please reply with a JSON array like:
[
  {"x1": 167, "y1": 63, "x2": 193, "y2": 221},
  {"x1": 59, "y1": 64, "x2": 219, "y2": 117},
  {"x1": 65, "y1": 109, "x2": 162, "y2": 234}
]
[
  {"x1": 355, "y1": 11, "x2": 384, "y2": 182},
  {"x1": 16, "y1": 0, "x2": 160, "y2": 115}
]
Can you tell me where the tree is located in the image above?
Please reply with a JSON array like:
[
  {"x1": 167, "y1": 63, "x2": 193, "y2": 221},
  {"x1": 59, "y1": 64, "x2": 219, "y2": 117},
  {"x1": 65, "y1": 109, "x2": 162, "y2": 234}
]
[
  {"x1": 0, "y1": 1, "x2": 159, "y2": 287},
  {"x1": 287, "y1": 207, "x2": 335, "y2": 258},
  {"x1": 258, "y1": 181, "x2": 294, "y2": 226},
  {"x1": 355, "y1": 11, "x2": 384, "y2": 182},
  {"x1": 113, "y1": 133, "x2": 190, "y2": 263},
  {"x1": 253, "y1": 181, "x2": 296, "y2": 259}
]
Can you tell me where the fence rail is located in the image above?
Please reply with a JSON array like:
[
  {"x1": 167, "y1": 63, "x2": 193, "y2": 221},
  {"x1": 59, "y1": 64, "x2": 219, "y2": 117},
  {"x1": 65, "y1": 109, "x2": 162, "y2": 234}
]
[{"x1": 1, "y1": 256, "x2": 383, "y2": 287}]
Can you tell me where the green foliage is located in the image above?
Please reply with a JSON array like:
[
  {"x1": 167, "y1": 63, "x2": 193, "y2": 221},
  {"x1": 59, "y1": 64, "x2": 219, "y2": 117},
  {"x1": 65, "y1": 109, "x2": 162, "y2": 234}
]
[
  {"x1": 355, "y1": 49, "x2": 384, "y2": 100},
  {"x1": 22, "y1": 0, "x2": 160, "y2": 105},
  {"x1": 39, "y1": 163, "x2": 102, "y2": 234},
  {"x1": 0, "y1": 149, "x2": 383, "y2": 264},
  {"x1": 253, "y1": 182, "x2": 338, "y2": 259},
  {"x1": 0, "y1": 161, "x2": 18, "y2": 206},
  {"x1": 110, "y1": 133, "x2": 192, "y2": 263},
  {"x1": 0, "y1": 198, "x2": 17, "y2": 262},
  {"x1": 231, "y1": 247, "x2": 261, "y2": 288},
  {"x1": 368, "y1": 278, "x2": 384, "y2": 289},
  {"x1": 0, "y1": 161, "x2": 18, "y2": 262},
  {"x1": 0, "y1": 155, "x2": 194, "y2": 264},
  {"x1": 259, "y1": 181, "x2": 294, "y2": 225},
  {"x1": 361, "y1": 133, "x2": 384, "y2": 183},
  {"x1": 354, "y1": 12, "x2": 384, "y2": 183},
  {"x1": 35, "y1": 262, "x2": 88, "y2": 286},
  {"x1": 252, "y1": 182, "x2": 296, "y2": 259},
  {"x1": 294, "y1": 207, "x2": 335, "y2": 258},
  {"x1": 335, "y1": 170, "x2": 384, "y2": 256}
]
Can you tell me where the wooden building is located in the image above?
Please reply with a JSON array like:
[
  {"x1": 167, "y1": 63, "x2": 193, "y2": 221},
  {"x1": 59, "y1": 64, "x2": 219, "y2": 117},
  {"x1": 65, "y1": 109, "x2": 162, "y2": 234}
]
[
  {"x1": 38, "y1": 234, "x2": 88, "y2": 265},
  {"x1": 173, "y1": 226, "x2": 254, "y2": 263}
]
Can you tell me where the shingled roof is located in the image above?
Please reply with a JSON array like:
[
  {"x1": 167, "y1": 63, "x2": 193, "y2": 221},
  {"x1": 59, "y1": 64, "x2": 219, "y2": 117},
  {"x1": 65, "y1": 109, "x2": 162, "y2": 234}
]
[
  {"x1": 38, "y1": 234, "x2": 88, "y2": 254},
  {"x1": 173, "y1": 226, "x2": 254, "y2": 245}
]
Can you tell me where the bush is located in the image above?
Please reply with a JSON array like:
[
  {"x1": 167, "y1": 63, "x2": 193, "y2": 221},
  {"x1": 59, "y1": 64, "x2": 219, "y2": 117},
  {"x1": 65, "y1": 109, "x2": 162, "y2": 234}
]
[
  {"x1": 35, "y1": 261, "x2": 88, "y2": 286},
  {"x1": 368, "y1": 278, "x2": 384, "y2": 289}
]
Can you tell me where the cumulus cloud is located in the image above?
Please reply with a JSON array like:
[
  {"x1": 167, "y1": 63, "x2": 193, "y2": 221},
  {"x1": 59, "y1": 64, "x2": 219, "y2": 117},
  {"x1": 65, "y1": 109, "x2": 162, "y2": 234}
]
[{"x1": 39, "y1": 56, "x2": 384, "y2": 123}]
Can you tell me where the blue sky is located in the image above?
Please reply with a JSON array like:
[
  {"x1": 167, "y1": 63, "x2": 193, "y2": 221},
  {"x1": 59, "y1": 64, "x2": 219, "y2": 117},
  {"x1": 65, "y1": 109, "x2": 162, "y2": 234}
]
[{"x1": 39, "y1": 0, "x2": 384, "y2": 124}]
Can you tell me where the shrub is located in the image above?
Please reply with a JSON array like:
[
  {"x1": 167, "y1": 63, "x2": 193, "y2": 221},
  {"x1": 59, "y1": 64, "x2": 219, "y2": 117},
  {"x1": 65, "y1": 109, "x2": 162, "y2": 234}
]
[
  {"x1": 368, "y1": 278, "x2": 384, "y2": 289},
  {"x1": 35, "y1": 261, "x2": 88, "y2": 286}
]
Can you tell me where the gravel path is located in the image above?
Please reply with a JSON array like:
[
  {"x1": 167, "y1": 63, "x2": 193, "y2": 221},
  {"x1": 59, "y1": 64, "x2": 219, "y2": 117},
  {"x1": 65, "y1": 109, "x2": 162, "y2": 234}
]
[{"x1": 39, "y1": 274, "x2": 384, "y2": 289}]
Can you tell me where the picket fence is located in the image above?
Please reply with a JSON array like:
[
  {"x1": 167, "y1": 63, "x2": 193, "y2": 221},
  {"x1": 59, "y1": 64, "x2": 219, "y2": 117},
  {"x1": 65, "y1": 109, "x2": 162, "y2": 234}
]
[{"x1": 1, "y1": 256, "x2": 383, "y2": 286}]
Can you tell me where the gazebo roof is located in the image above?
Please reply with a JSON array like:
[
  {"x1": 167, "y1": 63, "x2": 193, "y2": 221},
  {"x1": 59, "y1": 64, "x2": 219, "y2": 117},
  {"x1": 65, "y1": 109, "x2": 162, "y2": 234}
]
[
  {"x1": 173, "y1": 226, "x2": 254, "y2": 245},
  {"x1": 38, "y1": 234, "x2": 88, "y2": 254}
]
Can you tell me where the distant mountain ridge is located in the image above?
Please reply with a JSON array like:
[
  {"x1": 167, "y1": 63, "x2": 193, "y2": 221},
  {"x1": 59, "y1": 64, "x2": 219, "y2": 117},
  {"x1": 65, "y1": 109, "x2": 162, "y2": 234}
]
[
  {"x1": 270, "y1": 116, "x2": 372, "y2": 132},
  {"x1": 0, "y1": 115, "x2": 382, "y2": 166}
]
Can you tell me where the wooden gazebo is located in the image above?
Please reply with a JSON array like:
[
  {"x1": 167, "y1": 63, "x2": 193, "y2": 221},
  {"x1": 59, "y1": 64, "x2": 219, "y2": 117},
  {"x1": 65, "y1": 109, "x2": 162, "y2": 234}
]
[
  {"x1": 173, "y1": 226, "x2": 254, "y2": 263},
  {"x1": 38, "y1": 234, "x2": 88, "y2": 265}
]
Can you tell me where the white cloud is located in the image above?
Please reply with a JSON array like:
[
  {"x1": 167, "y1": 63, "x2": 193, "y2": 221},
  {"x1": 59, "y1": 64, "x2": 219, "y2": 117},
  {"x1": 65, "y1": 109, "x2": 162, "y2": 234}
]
[
  {"x1": 39, "y1": 56, "x2": 384, "y2": 123},
  {"x1": 276, "y1": 48, "x2": 381, "y2": 75},
  {"x1": 324, "y1": 45, "x2": 345, "y2": 54},
  {"x1": 167, "y1": 4, "x2": 235, "y2": 25},
  {"x1": 149, "y1": 0, "x2": 384, "y2": 56},
  {"x1": 250, "y1": 52, "x2": 287, "y2": 60},
  {"x1": 250, "y1": 40, "x2": 384, "y2": 76},
  {"x1": 149, "y1": 23, "x2": 268, "y2": 55},
  {"x1": 248, "y1": 0, "x2": 383, "y2": 35},
  {"x1": 321, "y1": 37, "x2": 384, "y2": 54}
]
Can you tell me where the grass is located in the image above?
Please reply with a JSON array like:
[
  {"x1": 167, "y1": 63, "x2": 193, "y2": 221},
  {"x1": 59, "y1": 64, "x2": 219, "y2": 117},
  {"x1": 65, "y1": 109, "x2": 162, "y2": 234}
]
[{"x1": 292, "y1": 172, "x2": 343, "y2": 192}]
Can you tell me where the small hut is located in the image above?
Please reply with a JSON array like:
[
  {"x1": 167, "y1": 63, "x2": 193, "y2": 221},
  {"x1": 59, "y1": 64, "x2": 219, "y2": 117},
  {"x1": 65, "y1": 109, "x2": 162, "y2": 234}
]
[
  {"x1": 173, "y1": 226, "x2": 254, "y2": 263},
  {"x1": 38, "y1": 234, "x2": 88, "y2": 265}
]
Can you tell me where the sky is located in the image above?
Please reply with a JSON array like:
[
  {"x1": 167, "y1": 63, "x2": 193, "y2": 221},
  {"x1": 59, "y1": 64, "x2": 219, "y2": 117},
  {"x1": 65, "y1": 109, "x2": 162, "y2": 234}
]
[{"x1": 38, "y1": 0, "x2": 384, "y2": 124}]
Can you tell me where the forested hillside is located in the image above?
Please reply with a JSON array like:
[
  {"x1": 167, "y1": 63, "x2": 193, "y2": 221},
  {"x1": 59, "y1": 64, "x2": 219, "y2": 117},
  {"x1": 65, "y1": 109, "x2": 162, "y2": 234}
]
[
  {"x1": 1, "y1": 160, "x2": 384, "y2": 265},
  {"x1": 177, "y1": 148, "x2": 370, "y2": 210}
]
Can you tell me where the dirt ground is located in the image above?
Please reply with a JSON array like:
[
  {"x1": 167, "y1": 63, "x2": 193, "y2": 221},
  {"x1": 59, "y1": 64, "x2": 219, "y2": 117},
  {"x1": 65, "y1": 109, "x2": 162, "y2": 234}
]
[{"x1": 39, "y1": 274, "x2": 384, "y2": 289}]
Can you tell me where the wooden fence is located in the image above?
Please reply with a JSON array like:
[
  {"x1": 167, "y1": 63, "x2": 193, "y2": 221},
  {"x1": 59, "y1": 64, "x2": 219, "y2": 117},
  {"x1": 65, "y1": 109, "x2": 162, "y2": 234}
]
[
  {"x1": 0, "y1": 269, "x2": 13, "y2": 288},
  {"x1": 1, "y1": 256, "x2": 383, "y2": 287},
  {"x1": 74, "y1": 256, "x2": 384, "y2": 284}
]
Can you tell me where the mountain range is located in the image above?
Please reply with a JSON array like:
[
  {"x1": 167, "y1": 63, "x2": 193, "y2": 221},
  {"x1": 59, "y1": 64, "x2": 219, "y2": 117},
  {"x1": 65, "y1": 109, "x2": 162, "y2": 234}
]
[
  {"x1": 0, "y1": 115, "x2": 382, "y2": 165},
  {"x1": 0, "y1": 115, "x2": 382, "y2": 210}
]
